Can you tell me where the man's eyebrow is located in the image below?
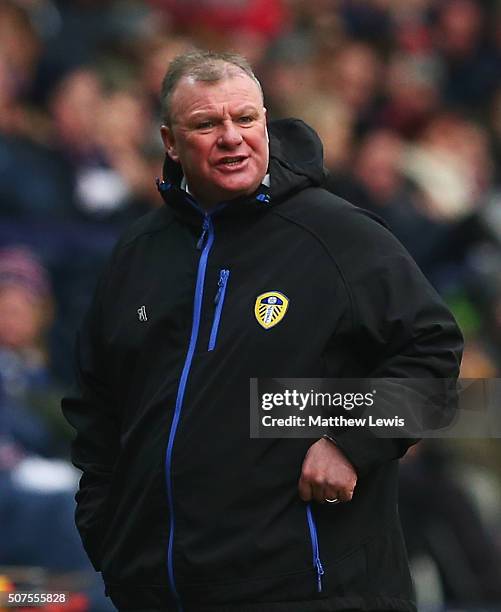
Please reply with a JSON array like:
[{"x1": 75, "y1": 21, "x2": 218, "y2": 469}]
[
  {"x1": 232, "y1": 105, "x2": 260, "y2": 115},
  {"x1": 186, "y1": 110, "x2": 224, "y2": 125},
  {"x1": 189, "y1": 109, "x2": 219, "y2": 118}
]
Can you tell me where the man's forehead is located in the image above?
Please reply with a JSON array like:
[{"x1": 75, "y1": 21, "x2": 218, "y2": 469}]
[{"x1": 169, "y1": 73, "x2": 264, "y2": 123}]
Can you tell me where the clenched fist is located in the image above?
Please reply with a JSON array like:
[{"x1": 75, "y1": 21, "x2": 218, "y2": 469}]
[{"x1": 298, "y1": 438, "x2": 357, "y2": 504}]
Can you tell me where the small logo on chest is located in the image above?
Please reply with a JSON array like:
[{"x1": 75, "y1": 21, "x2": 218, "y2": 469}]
[
  {"x1": 137, "y1": 305, "x2": 148, "y2": 322},
  {"x1": 254, "y1": 292, "x2": 289, "y2": 329}
]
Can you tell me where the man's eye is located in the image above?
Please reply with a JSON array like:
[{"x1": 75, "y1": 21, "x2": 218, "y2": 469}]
[
  {"x1": 239, "y1": 116, "x2": 254, "y2": 124},
  {"x1": 197, "y1": 121, "x2": 214, "y2": 129}
]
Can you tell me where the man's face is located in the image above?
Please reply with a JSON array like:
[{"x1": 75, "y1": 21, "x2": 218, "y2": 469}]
[{"x1": 160, "y1": 71, "x2": 269, "y2": 208}]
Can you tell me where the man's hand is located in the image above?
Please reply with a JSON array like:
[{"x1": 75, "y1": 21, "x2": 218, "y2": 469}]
[{"x1": 298, "y1": 438, "x2": 357, "y2": 504}]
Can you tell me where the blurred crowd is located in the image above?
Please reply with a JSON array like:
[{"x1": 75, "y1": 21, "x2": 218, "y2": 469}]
[{"x1": 0, "y1": 0, "x2": 500, "y2": 610}]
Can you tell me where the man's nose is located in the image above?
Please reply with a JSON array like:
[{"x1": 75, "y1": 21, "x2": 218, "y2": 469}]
[{"x1": 217, "y1": 121, "x2": 243, "y2": 148}]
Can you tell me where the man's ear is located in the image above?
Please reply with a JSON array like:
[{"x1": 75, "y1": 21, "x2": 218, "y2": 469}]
[{"x1": 160, "y1": 125, "x2": 179, "y2": 162}]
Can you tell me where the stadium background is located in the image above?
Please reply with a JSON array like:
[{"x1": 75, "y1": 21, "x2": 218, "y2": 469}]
[{"x1": 0, "y1": 0, "x2": 500, "y2": 610}]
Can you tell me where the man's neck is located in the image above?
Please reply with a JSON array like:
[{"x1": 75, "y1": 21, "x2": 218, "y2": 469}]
[{"x1": 180, "y1": 174, "x2": 270, "y2": 211}]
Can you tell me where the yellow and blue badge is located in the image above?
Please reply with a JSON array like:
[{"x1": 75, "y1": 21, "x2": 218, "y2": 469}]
[{"x1": 254, "y1": 291, "x2": 289, "y2": 329}]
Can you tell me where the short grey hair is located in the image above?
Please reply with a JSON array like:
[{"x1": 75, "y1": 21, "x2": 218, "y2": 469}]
[{"x1": 160, "y1": 50, "x2": 264, "y2": 125}]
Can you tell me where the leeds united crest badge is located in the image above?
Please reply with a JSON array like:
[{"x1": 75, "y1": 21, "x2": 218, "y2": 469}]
[{"x1": 254, "y1": 291, "x2": 289, "y2": 329}]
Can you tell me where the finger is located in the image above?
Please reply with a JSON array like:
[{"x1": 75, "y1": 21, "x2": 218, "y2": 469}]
[
  {"x1": 324, "y1": 497, "x2": 341, "y2": 505},
  {"x1": 324, "y1": 489, "x2": 341, "y2": 504},
  {"x1": 298, "y1": 475, "x2": 313, "y2": 502},
  {"x1": 311, "y1": 481, "x2": 328, "y2": 504},
  {"x1": 336, "y1": 487, "x2": 355, "y2": 503}
]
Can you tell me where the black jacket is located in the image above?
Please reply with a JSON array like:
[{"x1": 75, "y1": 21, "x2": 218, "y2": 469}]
[{"x1": 62, "y1": 119, "x2": 463, "y2": 612}]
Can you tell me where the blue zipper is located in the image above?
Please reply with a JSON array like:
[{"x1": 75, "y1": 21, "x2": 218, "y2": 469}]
[
  {"x1": 165, "y1": 214, "x2": 215, "y2": 611},
  {"x1": 306, "y1": 504, "x2": 325, "y2": 593},
  {"x1": 196, "y1": 218, "x2": 209, "y2": 250},
  {"x1": 208, "y1": 269, "x2": 230, "y2": 351}
]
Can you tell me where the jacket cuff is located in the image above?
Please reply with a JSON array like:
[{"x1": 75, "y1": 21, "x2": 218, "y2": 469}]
[{"x1": 323, "y1": 431, "x2": 417, "y2": 475}]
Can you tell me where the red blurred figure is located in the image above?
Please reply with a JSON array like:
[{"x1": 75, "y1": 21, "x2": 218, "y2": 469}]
[{"x1": 149, "y1": 0, "x2": 289, "y2": 39}]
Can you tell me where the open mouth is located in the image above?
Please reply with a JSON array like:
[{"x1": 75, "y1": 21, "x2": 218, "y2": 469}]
[{"x1": 217, "y1": 156, "x2": 247, "y2": 169}]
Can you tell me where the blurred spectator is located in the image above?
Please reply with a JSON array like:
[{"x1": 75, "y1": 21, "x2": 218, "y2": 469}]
[
  {"x1": 288, "y1": 93, "x2": 354, "y2": 171},
  {"x1": 97, "y1": 87, "x2": 161, "y2": 211},
  {"x1": 353, "y1": 129, "x2": 405, "y2": 207},
  {"x1": 433, "y1": 0, "x2": 500, "y2": 110},
  {"x1": 0, "y1": 246, "x2": 64, "y2": 457},
  {"x1": 49, "y1": 68, "x2": 104, "y2": 166},
  {"x1": 319, "y1": 41, "x2": 382, "y2": 134},
  {"x1": 350, "y1": 129, "x2": 430, "y2": 253},
  {"x1": 48, "y1": 67, "x2": 125, "y2": 221},
  {"x1": 136, "y1": 34, "x2": 191, "y2": 114},
  {"x1": 389, "y1": 0, "x2": 436, "y2": 55},
  {"x1": 0, "y1": 2, "x2": 72, "y2": 221},
  {"x1": 340, "y1": 0, "x2": 393, "y2": 46},
  {"x1": 460, "y1": 340, "x2": 498, "y2": 378},
  {"x1": 261, "y1": 48, "x2": 317, "y2": 119},
  {"x1": 0, "y1": 246, "x2": 52, "y2": 363},
  {"x1": 0, "y1": 54, "x2": 32, "y2": 138},
  {"x1": 379, "y1": 52, "x2": 443, "y2": 138},
  {"x1": 48, "y1": 66, "x2": 159, "y2": 222},
  {"x1": 403, "y1": 113, "x2": 491, "y2": 221},
  {"x1": 435, "y1": 0, "x2": 484, "y2": 60},
  {"x1": 35, "y1": 0, "x2": 151, "y2": 79},
  {"x1": 400, "y1": 443, "x2": 501, "y2": 609},
  {"x1": 0, "y1": 245, "x2": 112, "y2": 610},
  {"x1": 149, "y1": 0, "x2": 289, "y2": 42},
  {"x1": 0, "y1": 1, "x2": 41, "y2": 101}
]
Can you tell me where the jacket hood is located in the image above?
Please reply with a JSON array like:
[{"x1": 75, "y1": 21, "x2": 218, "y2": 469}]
[
  {"x1": 159, "y1": 118, "x2": 326, "y2": 217},
  {"x1": 267, "y1": 118, "x2": 325, "y2": 202}
]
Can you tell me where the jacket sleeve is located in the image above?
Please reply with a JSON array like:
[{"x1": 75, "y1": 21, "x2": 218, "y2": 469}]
[
  {"x1": 62, "y1": 266, "x2": 120, "y2": 571},
  {"x1": 327, "y1": 206, "x2": 463, "y2": 475}
]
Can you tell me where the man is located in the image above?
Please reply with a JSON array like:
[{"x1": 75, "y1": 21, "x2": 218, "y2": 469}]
[{"x1": 62, "y1": 51, "x2": 463, "y2": 611}]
